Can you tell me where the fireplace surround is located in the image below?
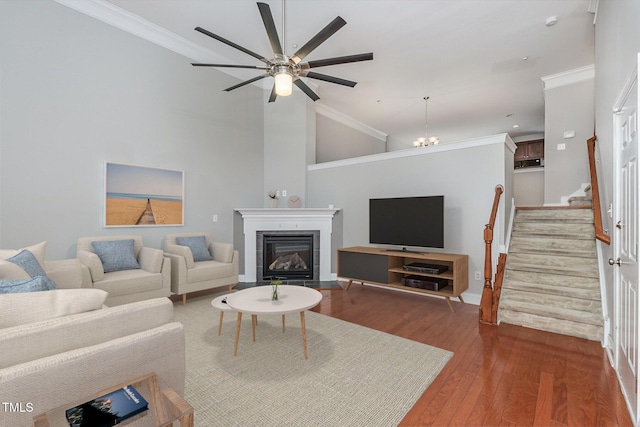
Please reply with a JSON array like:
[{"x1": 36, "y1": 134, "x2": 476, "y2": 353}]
[{"x1": 235, "y1": 208, "x2": 340, "y2": 282}]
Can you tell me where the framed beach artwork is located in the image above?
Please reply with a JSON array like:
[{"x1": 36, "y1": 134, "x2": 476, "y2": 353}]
[{"x1": 104, "y1": 162, "x2": 184, "y2": 227}]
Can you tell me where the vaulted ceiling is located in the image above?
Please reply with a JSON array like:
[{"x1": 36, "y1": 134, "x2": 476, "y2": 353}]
[{"x1": 61, "y1": 0, "x2": 596, "y2": 147}]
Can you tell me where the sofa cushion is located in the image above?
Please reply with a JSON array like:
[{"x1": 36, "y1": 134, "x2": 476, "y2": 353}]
[
  {"x1": 0, "y1": 276, "x2": 58, "y2": 294},
  {"x1": 186, "y1": 260, "x2": 235, "y2": 284},
  {"x1": 91, "y1": 239, "x2": 141, "y2": 273},
  {"x1": 92, "y1": 270, "x2": 164, "y2": 297},
  {"x1": 0, "y1": 241, "x2": 47, "y2": 268},
  {"x1": 176, "y1": 236, "x2": 212, "y2": 262},
  {"x1": 0, "y1": 288, "x2": 108, "y2": 328}
]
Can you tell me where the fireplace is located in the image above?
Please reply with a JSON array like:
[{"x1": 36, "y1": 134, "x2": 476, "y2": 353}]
[{"x1": 262, "y1": 234, "x2": 314, "y2": 280}]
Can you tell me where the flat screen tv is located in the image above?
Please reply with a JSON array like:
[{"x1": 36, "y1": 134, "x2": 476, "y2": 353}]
[{"x1": 369, "y1": 196, "x2": 444, "y2": 249}]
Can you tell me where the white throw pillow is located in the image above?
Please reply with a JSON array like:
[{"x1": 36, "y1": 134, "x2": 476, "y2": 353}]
[
  {"x1": 0, "y1": 288, "x2": 108, "y2": 328},
  {"x1": 0, "y1": 241, "x2": 47, "y2": 268}
]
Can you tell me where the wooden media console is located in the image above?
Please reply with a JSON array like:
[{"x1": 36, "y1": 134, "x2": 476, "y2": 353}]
[{"x1": 337, "y1": 246, "x2": 468, "y2": 312}]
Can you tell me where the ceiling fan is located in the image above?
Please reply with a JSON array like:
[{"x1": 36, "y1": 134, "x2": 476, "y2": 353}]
[{"x1": 191, "y1": 1, "x2": 373, "y2": 102}]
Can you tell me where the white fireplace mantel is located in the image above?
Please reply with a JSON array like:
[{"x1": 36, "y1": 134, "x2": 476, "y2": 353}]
[{"x1": 235, "y1": 208, "x2": 340, "y2": 282}]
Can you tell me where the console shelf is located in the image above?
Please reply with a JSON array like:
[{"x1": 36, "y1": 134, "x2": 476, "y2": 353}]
[{"x1": 337, "y1": 246, "x2": 468, "y2": 312}]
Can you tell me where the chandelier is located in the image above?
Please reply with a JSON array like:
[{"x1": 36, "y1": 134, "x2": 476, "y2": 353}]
[{"x1": 413, "y1": 96, "x2": 439, "y2": 147}]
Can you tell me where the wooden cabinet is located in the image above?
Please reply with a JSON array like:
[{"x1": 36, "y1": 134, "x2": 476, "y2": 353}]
[
  {"x1": 337, "y1": 246, "x2": 468, "y2": 311},
  {"x1": 515, "y1": 139, "x2": 544, "y2": 168}
]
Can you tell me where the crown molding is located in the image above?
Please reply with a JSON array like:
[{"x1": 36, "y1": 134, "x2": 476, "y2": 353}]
[
  {"x1": 54, "y1": 0, "x2": 236, "y2": 66},
  {"x1": 541, "y1": 64, "x2": 595, "y2": 91},
  {"x1": 315, "y1": 103, "x2": 388, "y2": 142}
]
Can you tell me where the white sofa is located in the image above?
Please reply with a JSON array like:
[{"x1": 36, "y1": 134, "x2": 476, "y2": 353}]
[
  {"x1": 77, "y1": 235, "x2": 171, "y2": 306},
  {"x1": 0, "y1": 291, "x2": 185, "y2": 427},
  {"x1": 163, "y1": 232, "x2": 239, "y2": 305}
]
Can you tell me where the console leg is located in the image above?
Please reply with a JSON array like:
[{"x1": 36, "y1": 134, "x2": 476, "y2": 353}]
[
  {"x1": 458, "y1": 295, "x2": 465, "y2": 304},
  {"x1": 445, "y1": 297, "x2": 455, "y2": 313},
  {"x1": 345, "y1": 279, "x2": 353, "y2": 291}
]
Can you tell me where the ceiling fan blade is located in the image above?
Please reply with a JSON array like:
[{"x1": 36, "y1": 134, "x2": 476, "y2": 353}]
[
  {"x1": 290, "y1": 16, "x2": 346, "y2": 64},
  {"x1": 192, "y1": 63, "x2": 269, "y2": 70},
  {"x1": 304, "y1": 71, "x2": 357, "y2": 87},
  {"x1": 306, "y1": 53, "x2": 373, "y2": 69},
  {"x1": 268, "y1": 84, "x2": 278, "y2": 103},
  {"x1": 257, "y1": 2, "x2": 283, "y2": 56},
  {"x1": 195, "y1": 26, "x2": 270, "y2": 64},
  {"x1": 293, "y1": 79, "x2": 320, "y2": 102},
  {"x1": 224, "y1": 74, "x2": 269, "y2": 92}
]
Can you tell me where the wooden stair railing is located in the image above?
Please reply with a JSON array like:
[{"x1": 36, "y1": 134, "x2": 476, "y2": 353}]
[
  {"x1": 479, "y1": 185, "x2": 506, "y2": 325},
  {"x1": 587, "y1": 135, "x2": 611, "y2": 245}
]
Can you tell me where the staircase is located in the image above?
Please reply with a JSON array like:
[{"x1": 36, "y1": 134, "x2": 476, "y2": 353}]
[{"x1": 498, "y1": 207, "x2": 603, "y2": 341}]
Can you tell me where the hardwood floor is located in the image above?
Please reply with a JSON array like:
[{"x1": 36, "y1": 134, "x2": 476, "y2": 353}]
[{"x1": 311, "y1": 283, "x2": 633, "y2": 426}]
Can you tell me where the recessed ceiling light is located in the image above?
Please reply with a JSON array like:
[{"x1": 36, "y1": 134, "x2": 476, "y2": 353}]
[
  {"x1": 545, "y1": 16, "x2": 558, "y2": 27},
  {"x1": 513, "y1": 124, "x2": 520, "y2": 128}
]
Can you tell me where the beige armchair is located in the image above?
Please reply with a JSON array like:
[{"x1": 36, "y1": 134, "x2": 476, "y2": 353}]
[
  {"x1": 163, "y1": 232, "x2": 238, "y2": 305},
  {"x1": 77, "y1": 235, "x2": 171, "y2": 306}
]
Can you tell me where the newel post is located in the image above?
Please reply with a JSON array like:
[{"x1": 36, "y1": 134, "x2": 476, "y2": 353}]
[{"x1": 479, "y1": 224, "x2": 494, "y2": 323}]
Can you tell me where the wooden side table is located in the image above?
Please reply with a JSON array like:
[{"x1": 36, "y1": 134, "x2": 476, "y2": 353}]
[{"x1": 32, "y1": 372, "x2": 193, "y2": 427}]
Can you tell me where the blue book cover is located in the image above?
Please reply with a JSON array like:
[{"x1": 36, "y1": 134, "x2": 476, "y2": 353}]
[{"x1": 65, "y1": 385, "x2": 149, "y2": 427}]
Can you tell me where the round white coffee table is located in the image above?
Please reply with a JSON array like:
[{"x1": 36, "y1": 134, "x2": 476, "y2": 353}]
[{"x1": 225, "y1": 285, "x2": 323, "y2": 359}]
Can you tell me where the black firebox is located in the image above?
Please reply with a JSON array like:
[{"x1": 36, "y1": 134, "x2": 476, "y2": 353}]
[{"x1": 263, "y1": 235, "x2": 313, "y2": 280}]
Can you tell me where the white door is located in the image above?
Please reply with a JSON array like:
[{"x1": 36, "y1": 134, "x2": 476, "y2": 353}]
[{"x1": 614, "y1": 55, "x2": 640, "y2": 424}]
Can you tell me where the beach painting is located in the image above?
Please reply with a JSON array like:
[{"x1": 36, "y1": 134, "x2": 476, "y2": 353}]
[{"x1": 104, "y1": 162, "x2": 184, "y2": 227}]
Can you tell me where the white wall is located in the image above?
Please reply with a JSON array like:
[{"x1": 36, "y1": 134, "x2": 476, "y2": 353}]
[
  {"x1": 595, "y1": 0, "x2": 640, "y2": 350},
  {"x1": 316, "y1": 114, "x2": 386, "y2": 163},
  {"x1": 514, "y1": 169, "x2": 545, "y2": 207},
  {"x1": 307, "y1": 134, "x2": 515, "y2": 302},
  {"x1": 0, "y1": 0, "x2": 265, "y2": 259},
  {"x1": 543, "y1": 74, "x2": 594, "y2": 205}
]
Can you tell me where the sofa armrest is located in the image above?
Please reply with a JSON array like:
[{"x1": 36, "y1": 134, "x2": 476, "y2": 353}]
[
  {"x1": 77, "y1": 250, "x2": 104, "y2": 283},
  {"x1": 138, "y1": 247, "x2": 163, "y2": 273},
  {"x1": 165, "y1": 243, "x2": 194, "y2": 269},
  {"x1": 211, "y1": 242, "x2": 234, "y2": 264},
  {"x1": 44, "y1": 259, "x2": 91, "y2": 289}
]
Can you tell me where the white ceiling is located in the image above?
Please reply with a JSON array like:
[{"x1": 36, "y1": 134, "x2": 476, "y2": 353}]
[{"x1": 79, "y1": 0, "x2": 596, "y2": 147}]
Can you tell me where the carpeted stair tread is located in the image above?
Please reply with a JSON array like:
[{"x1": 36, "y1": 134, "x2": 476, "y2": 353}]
[
  {"x1": 498, "y1": 309, "x2": 603, "y2": 341},
  {"x1": 501, "y1": 288, "x2": 601, "y2": 314},
  {"x1": 506, "y1": 253, "x2": 599, "y2": 278},
  {"x1": 514, "y1": 209, "x2": 594, "y2": 222},
  {"x1": 502, "y1": 279, "x2": 601, "y2": 299},
  {"x1": 504, "y1": 269, "x2": 600, "y2": 290},
  {"x1": 509, "y1": 236, "x2": 596, "y2": 257},
  {"x1": 512, "y1": 222, "x2": 595, "y2": 239}
]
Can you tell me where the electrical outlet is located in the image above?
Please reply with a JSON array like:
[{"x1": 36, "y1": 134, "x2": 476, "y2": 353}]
[
  {"x1": 212, "y1": 214, "x2": 218, "y2": 223},
  {"x1": 282, "y1": 190, "x2": 287, "y2": 197},
  {"x1": 557, "y1": 143, "x2": 566, "y2": 150},
  {"x1": 474, "y1": 271, "x2": 482, "y2": 281}
]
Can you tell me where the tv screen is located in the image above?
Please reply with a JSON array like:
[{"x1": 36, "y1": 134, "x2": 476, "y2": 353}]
[{"x1": 369, "y1": 196, "x2": 444, "y2": 249}]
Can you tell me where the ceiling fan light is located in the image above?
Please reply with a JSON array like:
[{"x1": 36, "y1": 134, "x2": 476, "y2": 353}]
[{"x1": 275, "y1": 72, "x2": 293, "y2": 96}]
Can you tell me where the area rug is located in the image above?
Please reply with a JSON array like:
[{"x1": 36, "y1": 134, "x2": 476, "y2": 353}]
[{"x1": 173, "y1": 294, "x2": 453, "y2": 427}]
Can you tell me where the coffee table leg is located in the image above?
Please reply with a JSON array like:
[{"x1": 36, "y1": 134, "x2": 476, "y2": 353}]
[
  {"x1": 282, "y1": 314, "x2": 286, "y2": 333},
  {"x1": 234, "y1": 312, "x2": 242, "y2": 356},
  {"x1": 300, "y1": 311, "x2": 308, "y2": 359},
  {"x1": 251, "y1": 314, "x2": 257, "y2": 341},
  {"x1": 218, "y1": 311, "x2": 224, "y2": 336}
]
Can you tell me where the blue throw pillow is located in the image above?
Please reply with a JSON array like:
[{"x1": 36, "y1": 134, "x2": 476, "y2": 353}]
[
  {"x1": 91, "y1": 239, "x2": 141, "y2": 273},
  {"x1": 7, "y1": 249, "x2": 47, "y2": 277},
  {"x1": 0, "y1": 276, "x2": 57, "y2": 294},
  {"x1": 6, "y1": 250, "x2": 58, "y2": 290},
  {"x1": 176, "y1": 236, "x2": 213, "y2": 262}
]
